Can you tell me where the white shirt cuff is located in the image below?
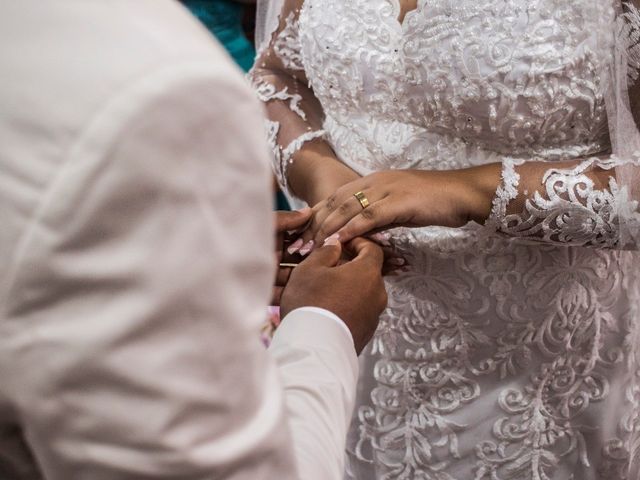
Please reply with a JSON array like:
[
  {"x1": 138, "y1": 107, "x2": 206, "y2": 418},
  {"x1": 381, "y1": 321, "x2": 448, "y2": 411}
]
[{"x1": 285, "y1": 307, "x2": 354, "y2": 347}]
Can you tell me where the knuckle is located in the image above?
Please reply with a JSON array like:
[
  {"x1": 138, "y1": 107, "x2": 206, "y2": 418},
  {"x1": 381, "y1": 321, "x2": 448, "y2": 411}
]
[
  {"x1": 337, "y1": 201, "x2": 352, "y2": 215},
  {"x1": 325, "y1": 194, "x2": 338, "y2": 212},
  {"x1": 361, "y1": 205, "x2": 377, "y2": 220},
  {"x1": 316, "y1": 226, "x2": 328, "y2": 241}
]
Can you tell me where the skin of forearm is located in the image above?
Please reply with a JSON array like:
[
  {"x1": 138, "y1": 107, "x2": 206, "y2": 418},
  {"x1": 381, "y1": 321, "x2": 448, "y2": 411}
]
[
  {"x1": 447, "y1": 163, "x2": 502, "y2": 224},
  {"x1": 288, "y1": 141, "x2": 360, "y2": 206}
]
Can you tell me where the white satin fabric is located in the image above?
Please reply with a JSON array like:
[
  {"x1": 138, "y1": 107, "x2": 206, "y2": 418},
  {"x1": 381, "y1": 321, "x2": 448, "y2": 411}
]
[{"x1": 0, "y1": 2, "x2": 357, "y2": 479}]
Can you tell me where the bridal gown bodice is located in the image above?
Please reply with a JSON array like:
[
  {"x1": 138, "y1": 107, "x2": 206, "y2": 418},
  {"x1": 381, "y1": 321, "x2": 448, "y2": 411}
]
[
  {"x1": 299, "y1": 0, "x2": 613, "y2": 174},
  {"x1": 261, "y1": 1, "x2": 640, "y2": 478}
]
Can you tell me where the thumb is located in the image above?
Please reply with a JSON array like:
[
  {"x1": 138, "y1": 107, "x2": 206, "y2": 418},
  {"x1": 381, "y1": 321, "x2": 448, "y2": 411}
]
[
  {"x1": 300, "y1": 234, "x2": 343, "y2": 269},
  {"x1": 275, "y1": 208, "x2": 312, "y2": 233},
  {"x1": 348, "y1": 237, "x2": 384, "y2": 270}
]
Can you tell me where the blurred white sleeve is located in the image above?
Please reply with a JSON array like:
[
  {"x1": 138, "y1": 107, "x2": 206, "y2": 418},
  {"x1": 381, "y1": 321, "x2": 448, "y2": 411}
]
[
  {"x1": 2, "y1": 60, "x2": 297, "y2": 480},
  {"x1": 269, "y1": 308, "x2": 359, "y2": 480}
]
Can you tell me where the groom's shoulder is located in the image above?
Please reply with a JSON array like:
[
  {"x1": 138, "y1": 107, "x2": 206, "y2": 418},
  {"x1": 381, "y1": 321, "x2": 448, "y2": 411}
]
[
  {"x1": 0, "y1": 0, "x2": 242, "y2": 185},
  {"x1": 97, "y1": 0, "x2": 231, "y2": 76},
  {"x1": 0, "y1": 1, "x2": 235, "y2": 123},
  {"x1": 0, "y1": 1, "x2": 246, "y2": 280},
  {"x1": 53, "y1": 0, "x2": 232, "y2": 95}
]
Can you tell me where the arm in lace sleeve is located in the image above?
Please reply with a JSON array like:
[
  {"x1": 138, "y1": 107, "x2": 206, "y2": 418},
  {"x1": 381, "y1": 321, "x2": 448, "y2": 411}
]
[
  {"x1": 485, "y1": 155, "x2": 640, "y2": 248},
  {"x1": 485, "y1": 2, "x2": 640, "y2": 249},
  {"x1": 249, "y1": 0, "x2": 327, "y2": 192}
]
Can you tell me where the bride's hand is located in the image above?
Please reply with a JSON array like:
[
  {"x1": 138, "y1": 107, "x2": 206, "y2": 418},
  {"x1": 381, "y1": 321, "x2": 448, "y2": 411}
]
[{"x1": 294, "y1": 166, "x2": 501, "y2": 247}]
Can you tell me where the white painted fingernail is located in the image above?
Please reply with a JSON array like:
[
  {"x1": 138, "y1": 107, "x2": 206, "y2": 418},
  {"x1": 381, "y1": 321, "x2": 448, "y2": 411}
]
[
  {"x1": 287, "y1": 238, "x2": 304, "y2": 255},
  {"x1": 371, "y1": 232, "x2": 391, "y2": 246},
  {"x1": 324, "y1": 234, "x2": 340, "y2": 246},
  {"x1": 299, "y1": 240, "x2": 315, "y2": 256},
  {"x1": 389, "y1": 257, "x2": 406, "y2": 266}
]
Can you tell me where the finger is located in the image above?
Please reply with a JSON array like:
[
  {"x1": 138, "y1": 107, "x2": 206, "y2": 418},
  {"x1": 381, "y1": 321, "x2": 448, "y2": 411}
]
[
  {"x1": 294, "y1": 203, "x2": 326, "y2": 252},
  {"x1": 280, "y1": 247, "x2": 302, "y2": 264},
  {"x1": 276, "y1": 231, "x2": 285, "y2": 263},
  {"x1": 275, "y1": 208, "x2": 312, "y2": 234},
  {"x1": 347, "y1": 237, "x2": 384, "y2": 270},
  {"x1": 345, "y1": 240, "x2": 404, "y2": 273},
  {"x1": 297, "y1": 235, "x2": 343, "y2": 269},
  {"x1": 312, "y1": 190, "x2": 375, "y2": 245},
  {"x1": 336, "y1": 200, "x2": 399, "y2": 244},
  {"x1": 298, "y1": 181, "x2": 368, "y2": 251},
  {"x1": 275, "y1": 266, "x2": 293, "y2": 287},
  {"x1": 368, "y1": 231, "x2": 392, "y2": 247},
  {"x1": 383, "y1": 265, "x2": 410, "y2": 277},
  {"x1": 382, "y1": 258, "x2": 408, "y2": 276},
  {"x1": 271, "y1": 286, "x2": 285, "y2": 306}
]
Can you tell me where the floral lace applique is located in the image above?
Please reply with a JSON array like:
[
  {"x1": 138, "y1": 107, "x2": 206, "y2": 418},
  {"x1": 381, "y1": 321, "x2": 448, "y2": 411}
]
[
  {"x1": 273, "y1": 12, "x2": 305, "y2": 72},
  {"x1": 250, "y1": 3, "x2": 325, "y2": 189},
  {"x1": 488, "y1": 157, "x2": 640, "y2": 248}
]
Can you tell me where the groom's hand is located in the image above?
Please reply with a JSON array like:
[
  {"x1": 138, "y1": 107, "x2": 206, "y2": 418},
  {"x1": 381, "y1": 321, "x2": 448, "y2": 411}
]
[
  {"x1": 281, "y1": 237, "x2": 387, "y2": 354},
  {"x1": 273, "y1": 208, "x2": 312, "y2": 305}
]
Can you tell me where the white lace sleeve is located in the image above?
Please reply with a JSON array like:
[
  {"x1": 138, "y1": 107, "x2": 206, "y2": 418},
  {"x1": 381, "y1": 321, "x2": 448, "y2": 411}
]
[
  {"x1": 486, "y1": 155, "x2": 640, "y2": 248},
  {"x1": 249, "y1": 0, "x2": 326, "y2": 191}
]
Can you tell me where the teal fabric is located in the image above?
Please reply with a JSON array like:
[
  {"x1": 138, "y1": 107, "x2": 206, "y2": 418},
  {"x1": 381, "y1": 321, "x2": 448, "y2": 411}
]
[{"x1": 184, "y1": 0, "x2": 256, "y2": 72}]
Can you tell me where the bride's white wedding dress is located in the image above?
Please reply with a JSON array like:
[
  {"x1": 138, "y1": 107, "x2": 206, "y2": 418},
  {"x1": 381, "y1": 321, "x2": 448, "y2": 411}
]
[{"x1": 252, "y1": 1, "x2": 640, "y2": 478}]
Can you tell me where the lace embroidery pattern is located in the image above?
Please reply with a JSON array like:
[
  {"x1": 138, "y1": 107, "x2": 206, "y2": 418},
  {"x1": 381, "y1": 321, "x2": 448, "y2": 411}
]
[
  {"x1": 273, "y1": 12, "x2": 305, "y2": 72},
  {"x1": 489, "y1": 158, "x2": 525, "y2": 225},
  {"x1": 254, "y1": 80, "x2": 306, "y2": 120},
  {"x1": 281, "y1": 129, "x2": 325, "y2": 163},
  {"x1": 258, "y1": 0, "x2": 640, "y2": 478},
  {"x1": 251, "y1": 5, "x2": 325, "y2": 189},
  {"x1": 620, "y1": 2, "x2": 640, "y2": 83},
  {"x1": 348, "y1": 231, "x2": 636, "y2": 479},
  {"x1": 264, "y1": 119, "x2": 282, "y2": 180},
  {"x1": 488, "y1": 157, "x2": 636, "y2": 248},
  {"x1": 299, "y1": 0, "x2": 613, "y2": 169}
]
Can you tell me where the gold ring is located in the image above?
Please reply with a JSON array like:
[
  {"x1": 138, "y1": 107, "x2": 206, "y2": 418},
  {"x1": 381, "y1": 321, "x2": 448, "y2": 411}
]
[
  {"x1": 353, "y1": 191, "x2": 370, "y2": 209},
  {"x1": 279, "y1": 262, "x2": 298, "y2": 268}
]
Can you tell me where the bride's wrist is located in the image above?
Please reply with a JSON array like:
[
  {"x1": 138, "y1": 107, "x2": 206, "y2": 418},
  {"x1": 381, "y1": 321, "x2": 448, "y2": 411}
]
[
  {"x1": 288, "y1": 154, "x2": 360, "y2": 206},
  {"x1": 453, "y1": 163, "x2": 502, "y2": 224}
]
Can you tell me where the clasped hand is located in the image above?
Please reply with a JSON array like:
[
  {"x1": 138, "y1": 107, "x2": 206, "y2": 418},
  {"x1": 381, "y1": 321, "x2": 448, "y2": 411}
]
[
  {"x1": 290, "y1": 169, "x2": 490, "y2": 252},
  {"x1": 274, "y1": 209, "x2": 387, "y2": 354}
]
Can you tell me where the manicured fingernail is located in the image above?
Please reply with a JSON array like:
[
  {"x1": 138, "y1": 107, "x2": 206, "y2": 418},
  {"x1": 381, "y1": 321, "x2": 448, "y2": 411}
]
[
  {"x1": 287, "y1": 238, "x2": 304, "y2": 254},
  {"x1": 389, "y1": 257, "x2": 406, "y2": 266},
  {"x1": 371, "y1": 232, "x2": 391, "y2": 246},
  {"x1": 299, "y1": 240, "x2": 315, "y2": 256},
  {"x1": 324, "y1": 233, "x2": 340, "y2": 246}
]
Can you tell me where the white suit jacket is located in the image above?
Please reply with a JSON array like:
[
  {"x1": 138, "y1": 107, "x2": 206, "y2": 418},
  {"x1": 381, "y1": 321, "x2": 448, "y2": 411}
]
[{"x1": 0, "y1": 2, "x2": 357, "y2": 479}]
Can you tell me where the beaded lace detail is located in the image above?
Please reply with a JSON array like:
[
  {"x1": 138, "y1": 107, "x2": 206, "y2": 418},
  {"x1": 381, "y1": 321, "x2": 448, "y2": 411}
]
[
  {"x1": 272, "y1": 12, "x2": 305, "y2": 71},
  {"x1": 255, "y1": 1, "x2": 640, "y2": 479}
]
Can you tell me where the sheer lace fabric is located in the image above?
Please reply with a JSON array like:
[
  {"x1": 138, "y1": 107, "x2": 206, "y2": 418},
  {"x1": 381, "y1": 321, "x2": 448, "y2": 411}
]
[
  {"x1": 488, "y1": 156, "x2": 640, "y2": 248},
  {"x1": 249, "y1": 2, "x2": 325, "y2": 189},
  {"x1": 253, "y1": 0, "x2": 640, "y2": 478}
]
